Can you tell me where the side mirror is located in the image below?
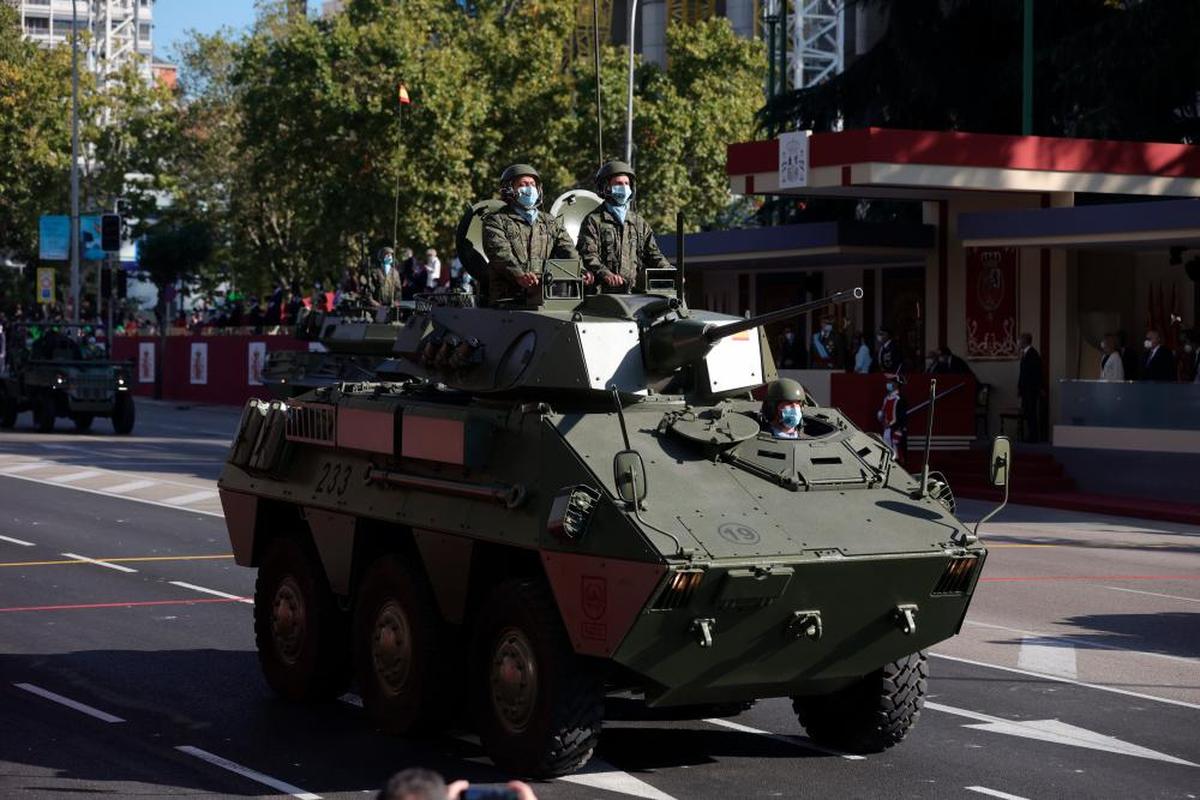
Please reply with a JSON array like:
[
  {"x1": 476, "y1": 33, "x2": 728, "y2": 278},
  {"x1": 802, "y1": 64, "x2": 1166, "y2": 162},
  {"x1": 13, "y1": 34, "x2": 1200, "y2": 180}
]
[
  {"x1": 989, "y1": 436, "x2": 1012, "y2": 488},
  {"x1": 613, "y1": 449, "x2": 647, "y2": 505}
]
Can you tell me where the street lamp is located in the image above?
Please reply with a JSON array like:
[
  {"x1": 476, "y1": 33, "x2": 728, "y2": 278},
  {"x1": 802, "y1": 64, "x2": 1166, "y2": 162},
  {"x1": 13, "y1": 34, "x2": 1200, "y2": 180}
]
[{"x1": 624, "y1": 0, "x2": 638, "y2": 164}]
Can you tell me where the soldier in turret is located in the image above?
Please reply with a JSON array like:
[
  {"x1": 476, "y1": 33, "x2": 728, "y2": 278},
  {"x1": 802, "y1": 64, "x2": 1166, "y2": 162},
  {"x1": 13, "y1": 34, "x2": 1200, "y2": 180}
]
[
  {"x1": 577, "y1": 160, "x2": 671, "y2": 293},
  {"x1": 482, "y1": 164, "x2": 579, "y2": 305}
]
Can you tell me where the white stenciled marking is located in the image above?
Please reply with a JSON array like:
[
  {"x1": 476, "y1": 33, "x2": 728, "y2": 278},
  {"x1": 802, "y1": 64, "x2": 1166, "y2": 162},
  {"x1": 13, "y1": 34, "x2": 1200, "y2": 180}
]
[
  {"x1": 0, "y1": 534, "x2": 35, "y2": 546},
  {"x1": 0, "y1": 462, "x2": 52, "y2": 474},
  {"x1": 168, "y1": 581, "x2": 252, "y2": 604},
  {"x1": 102, "y1": 479, "x2": 158, "y2": 495},
  {"x1": 1105, "y1": 585, "x2": 1200, "y2": 604},
  {"x1": 1017, "y1": 635, "x2": 1078, "y2": 679},
  {"x1": 14, "y1": 683, "x2": 125, "y2": 723},
  {"x1": 966, "y1": 786, "x2": 1031, "y2": 800},
  {"x1": 558, "y1": 757, "x2": 680, "y2": 800},
  {"x1": 703, "y1": 716, "x2": 864, "y2": 760},
  {"x1": 61, "y1": 552, "x2": 138, "y2": 573},
  {"x1": 927, "y1": 701, "x2": 1198, "y2": 767},
  {"x1": 48, "y1": 470, "x2": 103, "y2": 484},
  {"x1": 160, "y1": 490, "x2": 218, "y2": 506},
  {"x1": 0, "y1": 471, "x2": 224, "y2": 518},
  {"x1": 175, "y1": 746, "x2": 320, "y2": 800},
  {"x1": 967, "y1": 619, "x2": 1197, "y2": 665}
]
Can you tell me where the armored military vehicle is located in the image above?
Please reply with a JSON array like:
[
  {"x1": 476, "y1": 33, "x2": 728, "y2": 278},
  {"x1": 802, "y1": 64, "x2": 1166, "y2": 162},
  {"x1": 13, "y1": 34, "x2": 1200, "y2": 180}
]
[
  {"x1": 217, "y1": 202, "x2": 1008, "y2": 778},
  {"x1": 0, "y1": 324, "x2": 135, "y2": 434}
]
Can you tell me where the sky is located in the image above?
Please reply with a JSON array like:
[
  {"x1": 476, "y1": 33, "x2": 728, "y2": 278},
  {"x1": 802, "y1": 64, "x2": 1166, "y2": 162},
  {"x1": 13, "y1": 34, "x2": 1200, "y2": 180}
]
[{"x1": 152, "y1": 0, "x2": 258, "y2": 60}]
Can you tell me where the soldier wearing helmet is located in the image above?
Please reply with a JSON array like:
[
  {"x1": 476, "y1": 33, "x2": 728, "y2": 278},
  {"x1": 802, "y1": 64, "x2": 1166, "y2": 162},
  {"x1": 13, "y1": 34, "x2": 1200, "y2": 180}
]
[
  {"x1": 577, "y1": 160, "x2": 671, "y2": 292},
  {"x1": 761, "y1": 378, "x2": 808, "y2": 439},
  {"x1": 482, "y1": 163, "x2": 579, "y2": 305}
]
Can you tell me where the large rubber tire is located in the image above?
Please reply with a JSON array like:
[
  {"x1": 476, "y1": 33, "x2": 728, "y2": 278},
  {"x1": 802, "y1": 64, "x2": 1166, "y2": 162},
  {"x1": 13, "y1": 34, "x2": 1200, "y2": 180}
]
[
  {"x1": 253, "y1": 537, "x2": 351, "y2": 701},
  {"x1": 0, "y1": 394, "x2": 16, "y2": 429},
  {"x1": 111, "y1": 394, "x2": 135, "y2": 435},
  {"x1": 792, "y1": 650, "x2": 928, "y2": 753},
  {"x1": 34, "y1": 392, "x2": 56, "y2": 433},
  {"x1": 72, "y1": 413, "x2": 94, "y2": 433},
  {"x1": 472, "y1": 579, "x2": 603, "y2": 777},
  {"x1": 354, "y1": 555, "x2": 446, "y2": 735}
]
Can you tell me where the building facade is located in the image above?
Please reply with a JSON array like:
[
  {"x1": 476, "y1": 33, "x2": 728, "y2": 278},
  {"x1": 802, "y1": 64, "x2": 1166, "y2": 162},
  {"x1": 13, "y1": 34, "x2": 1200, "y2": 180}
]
[{"x1": 9, "y1": 0, "x2": 155, "y2": 81}]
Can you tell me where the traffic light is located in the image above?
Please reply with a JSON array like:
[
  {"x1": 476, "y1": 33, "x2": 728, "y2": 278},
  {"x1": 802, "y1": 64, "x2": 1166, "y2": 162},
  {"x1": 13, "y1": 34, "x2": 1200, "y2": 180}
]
[{"x1": 101, "y1": 213, "x2": 122, "y2": 253}]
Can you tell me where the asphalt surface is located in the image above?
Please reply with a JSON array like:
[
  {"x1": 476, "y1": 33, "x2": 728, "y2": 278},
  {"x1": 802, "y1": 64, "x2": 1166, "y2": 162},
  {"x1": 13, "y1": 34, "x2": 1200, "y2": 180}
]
[{"x1": 0, "y1": 399, "x2": 1197, "y2": 799}]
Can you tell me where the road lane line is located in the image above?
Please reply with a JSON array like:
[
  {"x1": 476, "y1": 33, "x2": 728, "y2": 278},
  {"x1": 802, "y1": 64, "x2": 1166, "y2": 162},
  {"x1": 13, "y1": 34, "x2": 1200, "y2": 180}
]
[
  {"x1": 928, "y1": 652, "x2": 1200, "y2": 711},
  {"x1": 48, "y1": 470, "x2": 103, "y2": 484},
  {"x1": 966, "y1": 786, "x2": 1030, "y2": 800},
  {"x1": 557, "y1": 757, "x2": 680, "y2": 799},
  {"x1": 965, "y1": 620, "x2": 1200, "y2": 665},
  {"x1": 0, "y1": 462, "x2": 53, "y2": 473},
  {"x1": 159, "y1": 490, "x2": 219, "y2": 506},
  {"x1": 102, "y1": 479, "x2": 158, "y2": 494},
  {"x1": 0, "y1": 554, "x2": 232, "y2": 568},
  {"x1": 703, "y1": 716, "x2": 865, "y2": 760},
  {"x1": 169, "y1": 581, "x2": 252, "y2": 604},
  {"x1": 175, "y1": 746, "x2": 320, "y2": 800},
  {"x1": 1105, "y1": 586, "x2": 1200, "y2": 604},
  {"x1": 0, "y1": 472, "x2": 224, "y2": 518},
  {"x1": 14, "y1": 683, "x2": 125, "y2": 723},
  {"x1": 0, "y1": 597, "x2": 245, "y2": 613},
  {"x1": 61, "y1": 552, "x2": 138, "y2": 573},
  {"x1": 981, "y1": 574, "x2": 1200, "y2": 582},
  {"x1": 0, "y1": 535, "x2": 35, "y2": 546},
  {"x1": 1016, "y1": 636, "x2": 1078, "y2": 679}
]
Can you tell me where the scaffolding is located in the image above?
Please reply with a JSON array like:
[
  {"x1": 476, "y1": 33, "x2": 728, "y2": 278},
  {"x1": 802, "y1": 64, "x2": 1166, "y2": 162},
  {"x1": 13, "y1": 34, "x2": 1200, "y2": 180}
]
[{"x1": 790, "y1": 0, "x2": 843, "y2": 89}]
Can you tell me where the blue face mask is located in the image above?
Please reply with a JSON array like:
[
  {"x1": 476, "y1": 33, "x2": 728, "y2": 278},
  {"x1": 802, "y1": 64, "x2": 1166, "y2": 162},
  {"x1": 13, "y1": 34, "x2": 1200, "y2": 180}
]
[
  {"x1": 886, "y1": 382, "x2": 896, "y2": 393},
  {"x1": 609, "y1": 184, "x2": 632, "y2": 206},
  {"x1": 382, "y1": 257, "x2": 393, "y2": 271},
  {"x1": 516, "y1": 185, "x2": 539, "y2": 209},
  {"x1": 779, "y1": 405, "x2": 802, "y2": 429}
]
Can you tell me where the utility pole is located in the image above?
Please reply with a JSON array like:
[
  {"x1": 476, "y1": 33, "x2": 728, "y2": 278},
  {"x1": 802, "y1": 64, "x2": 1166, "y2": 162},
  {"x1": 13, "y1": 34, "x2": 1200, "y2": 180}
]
[
  {"x1": 624, "y1": 0, "x2": 639, "y2": 164},
  {"x1": 70, "y1": 0, "x2": 81, "y2": 323}
]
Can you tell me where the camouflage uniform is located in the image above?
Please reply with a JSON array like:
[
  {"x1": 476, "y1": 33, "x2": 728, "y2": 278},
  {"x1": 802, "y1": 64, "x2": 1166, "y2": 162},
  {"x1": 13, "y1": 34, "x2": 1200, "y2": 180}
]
[
  {"x1": 482, "y1": 205, "x2": 578, "y2": 304},
  {"x1": 577, "y1": 206, "x2": 671, "y2": 292}
]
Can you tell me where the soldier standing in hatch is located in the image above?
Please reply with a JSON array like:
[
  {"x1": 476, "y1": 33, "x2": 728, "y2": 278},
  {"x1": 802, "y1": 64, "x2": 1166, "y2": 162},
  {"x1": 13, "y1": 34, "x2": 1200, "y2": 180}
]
[
  {"x1": 482, "y1": 164, "x2": 579, "y2": 305},
  {"x1": 577, "y1": 160, "x2": 671, "y2": 293}
]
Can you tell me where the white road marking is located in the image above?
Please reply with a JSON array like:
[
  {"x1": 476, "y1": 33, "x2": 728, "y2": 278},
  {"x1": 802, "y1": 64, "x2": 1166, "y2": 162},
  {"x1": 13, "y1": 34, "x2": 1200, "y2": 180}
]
[
  {"x1": 1016, "y1": 636, "x2": 1078, "y2": 679},
  {"x1": 0, "y1": 472, "x2": 224, "y2": 518},
  {"x1": 14, "y1": 682, "x2": 125, "y2": 723},
  {"x1": 703, "y1": 716, "x2": 864, "y2": 760},
  {"x1": 0, "y1": 534, "x2": 35, "y2": 546},
  {"x1": 927, "y1": 701, "x2": 1197, "y2": 767},
  {"x1": 48, "y1": 470, "x2": 103, "y2": 484},
  {"x1": 175, "y1": 746, "x2": 320, "y2": 800},
  {"x1": 930, "y1": 652, "x2": 1200, "y2": 711},
  {"x1": 338, "y1": 693, "x2": 363, "y2": 707},
  {"x1": 1105, "y1": 585, "x2": 1200, "y2": 604},
  {"x1": 168, "y1": 581, "x2": 252, "y2": 604},
  {"x1": 558, "y1": 757, "x2": 680, "y2": 800},
  {"x1": 61, "y1": 552, "x2": 138, "y2": 573},
  {"x1": 0, "y1": 462, "x2": 52, "y2": 474},
  {"x1": 36, "y1": 444, "x2": 84, "y2": 451},
  {"x1": 159, "y1": 490, "x2": 218, "y2": 506},
  {"x1": 966, "y1": 786, "x2": 1031, "y2": 800},
  {"x1": 966, "y1": 619, "x2": 1199, "y2": 666},
  {"x1": 101, "y1": 479, "x2": 158, "y2": 494}
]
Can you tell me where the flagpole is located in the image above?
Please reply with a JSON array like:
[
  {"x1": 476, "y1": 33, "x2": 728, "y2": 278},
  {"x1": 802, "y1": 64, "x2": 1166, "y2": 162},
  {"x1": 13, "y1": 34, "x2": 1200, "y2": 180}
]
[{"x1": 392, "y1": 89, "x2": 403, "y2": 252}]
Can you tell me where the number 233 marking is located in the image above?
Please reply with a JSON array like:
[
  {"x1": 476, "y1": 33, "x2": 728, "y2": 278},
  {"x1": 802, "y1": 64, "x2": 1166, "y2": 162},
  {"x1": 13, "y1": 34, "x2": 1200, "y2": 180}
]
[{"x1": 315, "y1": 462, "x2": 352, "y2": 497}]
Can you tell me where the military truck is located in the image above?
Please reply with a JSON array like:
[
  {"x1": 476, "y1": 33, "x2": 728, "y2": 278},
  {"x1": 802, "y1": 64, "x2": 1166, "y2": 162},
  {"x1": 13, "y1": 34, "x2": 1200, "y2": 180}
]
[
  {"x1": 217, "y1": 203, "x2": 1008, "y2": 778},
  {"x1": 0, "y1": 325, "x2": 135, "y2": 434}
]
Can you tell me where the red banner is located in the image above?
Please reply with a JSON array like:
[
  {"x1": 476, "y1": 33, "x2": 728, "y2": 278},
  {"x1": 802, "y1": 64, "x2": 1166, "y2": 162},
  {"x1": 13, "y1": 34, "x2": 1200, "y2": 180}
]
[{"x1": 965, "y1": 247, "x2": 1019, "y2": 360}]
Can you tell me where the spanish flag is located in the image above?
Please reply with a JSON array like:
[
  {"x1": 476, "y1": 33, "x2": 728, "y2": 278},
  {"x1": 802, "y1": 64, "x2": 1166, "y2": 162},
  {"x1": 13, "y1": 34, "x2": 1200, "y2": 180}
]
[{"x1": 398, "y1": 82, "x2": 411, "y2": 105}]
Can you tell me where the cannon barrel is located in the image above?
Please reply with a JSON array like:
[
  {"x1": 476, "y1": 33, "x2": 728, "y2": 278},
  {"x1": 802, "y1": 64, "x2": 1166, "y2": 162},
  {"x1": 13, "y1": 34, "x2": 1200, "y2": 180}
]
[{"x1": 704, "y1": 287, "x2": 864, "y2": 344}]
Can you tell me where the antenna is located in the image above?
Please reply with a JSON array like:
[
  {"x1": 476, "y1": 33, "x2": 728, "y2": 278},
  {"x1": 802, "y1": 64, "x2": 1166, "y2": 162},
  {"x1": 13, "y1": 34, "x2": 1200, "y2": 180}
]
[
  {"x1": 676, "y1": 211, "x2": 685, "y2": 304},
  {"x1": 593, "y1": 0, "x2": 604, "y2": 168},
  {"x1": 919, "y1": 377, "x2": 936, "y2": 498}
]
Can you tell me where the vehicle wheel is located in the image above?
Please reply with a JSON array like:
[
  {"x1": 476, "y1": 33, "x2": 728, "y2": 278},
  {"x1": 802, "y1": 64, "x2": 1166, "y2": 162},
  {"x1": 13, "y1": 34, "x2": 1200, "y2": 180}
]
[
  {"x1": 253, "y1": 537, "x2": 350, "y2": 701},
  {"x1": 34, "y1": 393, "x2": 56, "y2": 433},
  {"x1": 473, "y1": 579, "x2": 603, "y2": 777},
  {"x1": 72, "y1": 413, "x2": 94, "y2": 433},
  {"x1": 0, "y1": 395, "x2": 16, "y2": 429},
  {"x1": 354, "y1": 554, "x2": 445, "y2": 735},
  {"x1": 111, "y1": 394, "x2": 135, "y2": 435},
  {"x1": 792, "y1": 650, "x2": 928, "y2": 753}
]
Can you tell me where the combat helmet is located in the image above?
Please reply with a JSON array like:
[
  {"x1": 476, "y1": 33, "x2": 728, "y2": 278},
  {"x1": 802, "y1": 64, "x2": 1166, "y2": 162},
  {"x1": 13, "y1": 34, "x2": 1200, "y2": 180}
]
[
  {"x1": 765, "y1": 377, "x2": 806, "y2": 408},
  {"x1": 594, "y1": 160, "x2": 635, "y2": 202},
  {"x1": 499, "y1": 163, "x2": 543, "y2": 206}
]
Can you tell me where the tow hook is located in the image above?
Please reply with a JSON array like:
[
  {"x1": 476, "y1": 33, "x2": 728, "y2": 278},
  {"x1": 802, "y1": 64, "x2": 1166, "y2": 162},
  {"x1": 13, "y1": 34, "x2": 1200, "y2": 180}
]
[
  {"x1": 690, "y1": 617, "x2": 716, "y2": 648},
  {"x1": 787, "y1": 610, "x2": 823, "y2": 641},
  {"x1": 894, "y1": 604, "x2": 919, "y2": 635}
]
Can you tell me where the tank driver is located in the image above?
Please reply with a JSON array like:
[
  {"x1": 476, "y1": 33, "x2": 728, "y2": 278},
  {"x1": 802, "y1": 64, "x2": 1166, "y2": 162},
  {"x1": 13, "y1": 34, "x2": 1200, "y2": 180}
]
[
  {"x1": 760, "y1": 378, "x2": 809, "y2": 439},
  {"x1": 577, "y1": 160, "x2": 671, "y2": 292},
  {"x1": 481, "y1": 163, "x2": 579, "y2": 305}
]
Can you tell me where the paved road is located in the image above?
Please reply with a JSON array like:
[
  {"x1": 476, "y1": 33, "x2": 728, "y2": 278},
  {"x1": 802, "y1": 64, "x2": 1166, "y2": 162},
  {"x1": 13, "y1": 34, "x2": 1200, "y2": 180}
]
[{"x1": 1, "y1": 401, "x2": 1197, "y2": 799}]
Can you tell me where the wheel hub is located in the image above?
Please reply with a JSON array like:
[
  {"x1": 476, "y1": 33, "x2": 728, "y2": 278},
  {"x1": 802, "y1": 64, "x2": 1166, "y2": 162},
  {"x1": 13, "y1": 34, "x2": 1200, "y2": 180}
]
[
  {"x1": 490, "y1": 627, "x2": 538, "y2": 734},
  {"x1": 271, "y1": 576, "x2": 306, "y2": 665},
  {"x1": 371, "y1": 600, "x2": 413, "y2": 695}
]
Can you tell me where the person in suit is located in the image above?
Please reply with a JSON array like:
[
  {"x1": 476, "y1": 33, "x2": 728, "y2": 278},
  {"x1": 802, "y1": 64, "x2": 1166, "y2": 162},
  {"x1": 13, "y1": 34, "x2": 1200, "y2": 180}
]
[
  {"x1": 1017, "y1": 332, "x2": 1042, "y2": 442},
  {"x1": 1140, "y1": 329, "x2": 1176, "y2": 382},
  {"x1": 776, "y1": 325, "x2": 808, "y2": 369},
  {"x1": 1184, "y1": 330, "x2": 1200, "y2": 383},
  {"x1": 875, "y1": 328, "x2": 902, "y2": 374}
]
